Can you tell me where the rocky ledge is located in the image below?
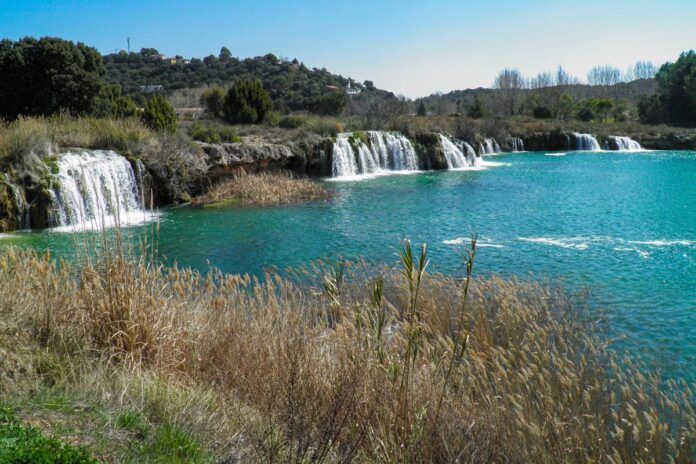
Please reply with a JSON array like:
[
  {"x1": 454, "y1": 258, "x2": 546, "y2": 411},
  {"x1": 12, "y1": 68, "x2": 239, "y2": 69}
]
[{"x1": 196, "y1": 139, "x2": 334, "y2": 179}]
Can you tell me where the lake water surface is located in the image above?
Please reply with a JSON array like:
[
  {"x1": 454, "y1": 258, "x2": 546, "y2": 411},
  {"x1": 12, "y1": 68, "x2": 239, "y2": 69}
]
[{"x1": 3, "y1": 150, "x2": 694, "y2": 378}]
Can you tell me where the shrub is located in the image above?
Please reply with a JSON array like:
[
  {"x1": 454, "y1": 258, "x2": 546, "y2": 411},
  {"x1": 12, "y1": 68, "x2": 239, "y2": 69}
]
[
  {"x1": 278, "y1": 114, "x2": 308, "y2": 129},
  {"x1": 189, "y1": 122, "x2": 241, "y2": 144},
  {"x1": 199, "y1": 87, "x2": 225, "y2": 118},
  {"x1": 222, "y1": 79, "x2": 272, "y2": 124},
  {"x1": 533, "y1": 106, "x2": 553, "y2": 119},
  {"x1": 0, "y1": 408, "x2": 97, "y2": 463},
  {"x1": 142, "y1": 94, "x2": 177, "y2": 133},
  {"x1": 468, "y1": 96, "x2": 485, "y2": 118},
  {"x1": 577, "y1": 106, "x2": 594, "y2": 122},
  {"x1": 91, "y1": 84, "x2": 138, "y2": 119},
  {"x1": 310, "y1": 91, "x2": 348, "y2": 116},
  {"x1": 638, "y1": 94, "x2": 664, "y2": 124}
]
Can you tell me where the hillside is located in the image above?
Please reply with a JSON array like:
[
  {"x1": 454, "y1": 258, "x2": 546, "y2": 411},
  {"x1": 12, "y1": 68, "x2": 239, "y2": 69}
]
[
  {"x1": 104, "y1": 49, "x2": 394, "y2": 112},
  {"x1": 416, "y1": 79, "x2": 657, "y2": 117}
]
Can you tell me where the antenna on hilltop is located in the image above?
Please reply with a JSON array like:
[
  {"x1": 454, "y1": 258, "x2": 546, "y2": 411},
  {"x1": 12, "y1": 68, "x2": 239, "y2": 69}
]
[{"x1": 127, "y1": 37, "x2": 131, "y2": 53}]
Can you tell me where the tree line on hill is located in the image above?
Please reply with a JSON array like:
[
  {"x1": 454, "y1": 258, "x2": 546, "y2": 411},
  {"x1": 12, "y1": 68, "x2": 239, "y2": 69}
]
[
  {"x1": 0, "y1": 37, "x2": 694, "y2": 130},
  {"x1": 416, "y1": 53, "x2": 695, "y2": 127}
]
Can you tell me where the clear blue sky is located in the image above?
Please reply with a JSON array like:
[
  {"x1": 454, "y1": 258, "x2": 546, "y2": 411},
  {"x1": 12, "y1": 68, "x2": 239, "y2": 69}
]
[{"x1": 1, "y1": 0, "x2": 694, "y2": 97}]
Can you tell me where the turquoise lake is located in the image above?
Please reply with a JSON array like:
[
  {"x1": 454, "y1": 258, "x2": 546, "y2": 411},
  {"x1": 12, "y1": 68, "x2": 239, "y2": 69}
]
[{"x1": 2, "y1": 150, "x2": 694, "y2": 378}]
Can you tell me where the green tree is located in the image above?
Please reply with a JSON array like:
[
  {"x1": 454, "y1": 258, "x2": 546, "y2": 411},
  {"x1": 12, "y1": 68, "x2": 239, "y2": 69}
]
[
  {"x1": 593, "y1": 99, "x2": 614, "y2": 122},
  {"x1": 223, "y1": 79, "x2": 273, "y2": 124},
  {"x1": 417, "y1": 101, "x2": 427, "y2": 117},
  {"x1": 0, "y1": 37, "x2": 105, "y2": 119},
  {"x1": 310, "y1": 92, "x2": 347, "y2": 116},
  {"x1": 637, "y1": 95, "x2": 663, "y2": 124},
  {"x1": 653, "y1": 50, "x2": 696, "y2": 126},
  {"x1": 533, "y1": 106, "x2": 553, "y2": 119},
  {"x1": 142, "y1": 94, "x2": 177, "y2": 132},
  {"x1": 468, "y1": 96, "x2": 485, "y2": 118},
  {"x1": 576, "y1": 106, "x2": 594, "y2": 122},
  {"x1": 557, "y1": 94, "x2": 575, "y2": 120},
  {"x1": 200, "y1": 87, "x2": 226, "y2": 117},
  {"x1": 139, "y1": 47, "x2": 159, "y2": 57},
  {"x1": 219, "y1": 46, "x2": 232, "y2": 62},
  {"x1": 91, "y1": 84, "x2": 138, "y2": 118}
]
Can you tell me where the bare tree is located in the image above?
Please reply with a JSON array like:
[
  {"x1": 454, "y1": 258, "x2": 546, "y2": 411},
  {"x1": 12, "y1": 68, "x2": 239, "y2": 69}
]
[
  {"x1": 624, "y1": 60, "x2": 657, "y2": 81},
  {"x1": 493, "y1": 68, "x2": 525, "y2": 116},
  {"x1": 529, "y1": 71, "x2": 554, "y2": 89},
  {"x1": 555, "y1": 66, "x2": 580, "y2": 87},
  {"x1": 587, "y1": 65, "x2": 623, "y2": 86}
]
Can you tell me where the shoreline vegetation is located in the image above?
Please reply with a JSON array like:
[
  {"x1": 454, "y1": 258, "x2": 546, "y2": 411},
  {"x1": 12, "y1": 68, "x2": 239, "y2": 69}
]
[
  {"x1": 1, "y1": 238, "x2": 694, "y2": 462},
  {"x1": 190, "y1": 171, "x2": 333, "y2": 208}
]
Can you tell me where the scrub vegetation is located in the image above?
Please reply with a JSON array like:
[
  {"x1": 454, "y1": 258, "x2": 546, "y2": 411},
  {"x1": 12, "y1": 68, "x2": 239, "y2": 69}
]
[{"x1": 0, "y1": 238, "x2": 694, "y2": 462}]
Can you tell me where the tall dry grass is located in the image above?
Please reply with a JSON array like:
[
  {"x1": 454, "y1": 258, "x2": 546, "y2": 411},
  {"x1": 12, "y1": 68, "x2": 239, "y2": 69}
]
[
  {"x1": 0, "y1": 115, "x2": 152, "y2": 168},
  {"x1": 191, "y1": 170, "x2": 332, "y2": 207},
  {"x1": 0, "y1": 238, "x2": 694, "y2": 462}
]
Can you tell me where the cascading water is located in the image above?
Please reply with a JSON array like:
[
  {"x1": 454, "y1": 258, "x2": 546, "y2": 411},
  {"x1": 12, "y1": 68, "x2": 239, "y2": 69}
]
[
  {"x1": 610, "y1": 136, "x2": 642, "y2": 151},
  {"x1": 572, "y1": 133, "x2": 601, "y2": 151},
  {"x1": 50, "y1": 150, "x2": 151, "y2": 230},
  {"x1": 440, "y1": 135, "x2": 479, "y2": 169},
  {"x1": 511, "y1": 138, "x2": 525, "y2": 152},
  {"x1": 331, "y1": 134, "x2": 359, "y2": 177},
  {"x1": 331, "y1": 132, "x2": 418, "y2": 178},
  {"x1": 478, "y1": 138, "x2": 501, "y2": 155}
]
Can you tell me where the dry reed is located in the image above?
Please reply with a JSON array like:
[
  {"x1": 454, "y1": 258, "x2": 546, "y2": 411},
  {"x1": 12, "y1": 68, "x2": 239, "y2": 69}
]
[
  {"x1": 191, "y1": 170, "x2": 333, "y2": 207},
  {"x1": 0, "y1": 239, "x2": 694, "y2": 462}
]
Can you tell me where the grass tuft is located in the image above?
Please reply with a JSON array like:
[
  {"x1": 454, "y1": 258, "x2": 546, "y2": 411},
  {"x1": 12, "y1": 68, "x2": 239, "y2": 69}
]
[{"x1": 191, "y1": 170, "x2": 333, "y2": 207}]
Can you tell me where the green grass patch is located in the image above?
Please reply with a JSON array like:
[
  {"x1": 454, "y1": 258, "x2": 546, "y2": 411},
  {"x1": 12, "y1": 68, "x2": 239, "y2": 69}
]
[{"x1": 0, "y1": 407, "x2": 97, "y2": 464}]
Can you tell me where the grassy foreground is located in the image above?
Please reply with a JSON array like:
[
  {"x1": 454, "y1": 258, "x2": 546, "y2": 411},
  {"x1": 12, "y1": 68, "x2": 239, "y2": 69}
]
[
  {"x1": 0, "y1": 238, "x2": 694, "y2": 463},
  {"x1": 191, "y1": 171, "x2": 333, "y2": 207}
]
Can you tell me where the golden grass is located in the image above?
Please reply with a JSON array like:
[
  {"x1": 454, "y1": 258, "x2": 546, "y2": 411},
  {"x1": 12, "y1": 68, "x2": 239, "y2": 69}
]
[
  {"x1": 0, "y1": 239, "x2": 694, "y2": 462},
  {"x1": 0, "y1": 116, "x2": 152, "y2": 167},
  {"x1": 191, "y1": 170, "x2": 333, "y2": 207}
]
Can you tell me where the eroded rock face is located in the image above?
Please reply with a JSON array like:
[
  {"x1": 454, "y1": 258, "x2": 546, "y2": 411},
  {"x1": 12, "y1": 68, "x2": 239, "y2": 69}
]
[
  {"x1": 414, "y1": 133, "x2": 448, "y2": 170},
  {"x1": 521, "y1": 131, "x2": 572, "y2": 152},
  {"x1": 640, "y1": 133, "x2": 696, "y2": 150},
  {"x1": 197, "y1": 139, "x2": 334, "y2": 179}
]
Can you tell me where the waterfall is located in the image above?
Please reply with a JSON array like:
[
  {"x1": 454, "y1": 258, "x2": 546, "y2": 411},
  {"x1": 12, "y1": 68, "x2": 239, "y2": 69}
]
[
  {"x1": 331, "y1": 132, "x2": 418, "y2": 178},
  {"x1": 610, "y1": 136, "x2": 642, "y2": 151},
  {"x1": 50, "y1": 150, "x2": 151, "y2": 230},
  {"x1": 440, "y1": 135, "x2": 479, "y2": 169},
  {"x1": 478, "y1": 138, "x2": 500, "y2": 155},
  {"x1": 572, "y1": 133, "x2": 601, "y2": 151},
  {"x1": 455, "y1": 140, "x2": 478, "y2": 166},
  {"x1": 331, "y1": 134, "x2": 359, "y2": 177},
  {"x1": 511, "y1": 138, "x2": 525, "y2": 152}
]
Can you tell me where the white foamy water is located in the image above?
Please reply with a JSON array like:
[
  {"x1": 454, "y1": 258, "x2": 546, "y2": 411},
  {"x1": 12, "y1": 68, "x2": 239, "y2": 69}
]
[
  {"x1": 610, "y1": 136, "x2": 643, "y2": 151},
  {"x1": 50, "y1": 150, "x2": 156, "y2": 232},
  {"x1": 331, "y1": 132, "x2": 419, "y2": 178},
  {"x1": 443, "y1": 237, "x2": 505, "y2": 248},
  {"x1": 627, "y1": 240, "x2": 693, "y2": 247},
  {"x1": 518, "y1": 236, "x2": 591, "y2": 250},
  {"x1": 546, "y1": 152, "x2": 567, "y2": 157},
  {"x1": 572, "y1": 133, "x2": 601, "y2": 151},
  {"x1": 510, "y1": 137, "x2": 525, "y2": 152},
  {"x1": 614, "y1": 247, "x2": 651, "y2": 259},
  {"x1": 440, "y1": 134, "x2": 476, "y2": 169}
]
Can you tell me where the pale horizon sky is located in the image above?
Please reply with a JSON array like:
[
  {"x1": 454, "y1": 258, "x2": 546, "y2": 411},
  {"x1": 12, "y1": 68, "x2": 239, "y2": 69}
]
[{"x1": 1, "y1": 0, "x2": 694, "y2": 97}]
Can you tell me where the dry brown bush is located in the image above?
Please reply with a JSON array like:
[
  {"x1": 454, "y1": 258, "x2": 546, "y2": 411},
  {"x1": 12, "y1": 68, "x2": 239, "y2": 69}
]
[{"x1": 191, "y1": 170, "x2": 332, "y2": 207}]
